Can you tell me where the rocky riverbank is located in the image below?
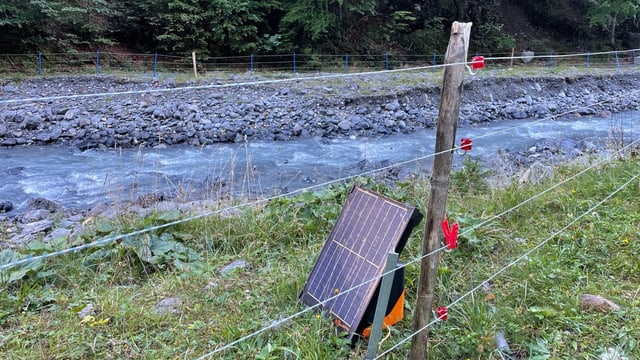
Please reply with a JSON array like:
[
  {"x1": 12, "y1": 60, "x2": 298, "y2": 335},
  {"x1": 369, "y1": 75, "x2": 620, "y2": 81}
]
[
  {"x1": 1, "y1": 71, "x2": 639, "y2": 149},
  {"x1": 1, "y1": 71, "x2": 640, "y2": 247}
]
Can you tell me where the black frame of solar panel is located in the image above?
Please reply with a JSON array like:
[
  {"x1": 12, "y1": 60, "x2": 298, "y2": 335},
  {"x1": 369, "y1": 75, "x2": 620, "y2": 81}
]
[{"x1": 300, "y1": 185, "x2": 423, "y2": 338}]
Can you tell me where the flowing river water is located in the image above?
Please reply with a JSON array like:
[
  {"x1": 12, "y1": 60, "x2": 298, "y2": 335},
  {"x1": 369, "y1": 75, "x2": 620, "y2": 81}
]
[{"x1": 1, "y1": 112, "x2": 637, "y2": 214}]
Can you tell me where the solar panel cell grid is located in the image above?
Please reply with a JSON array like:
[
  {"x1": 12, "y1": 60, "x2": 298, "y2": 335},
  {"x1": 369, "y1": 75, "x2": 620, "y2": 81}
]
[{"x1": 300, "y1": 186, "x2": 422, "y2": 338}]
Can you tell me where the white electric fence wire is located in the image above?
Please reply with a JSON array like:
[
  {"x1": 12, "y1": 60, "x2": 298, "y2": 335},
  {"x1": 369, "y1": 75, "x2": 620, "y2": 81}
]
[
  {"x1": 374, "y1": 170, "x2": 640, "y2": 359},
  {"x1": 402, "y1": 136, "x2": 640, "y2": 271},
  {"x1": 3, "y1": 87, "x2": 634, "y2": 273},
  {"x1": 1, "y1": 47, "x2": 638, "y2": 106},
  {"x1": 193, "y1": 256, "x2": 406, "y2": 359},
  {"x1": 193, "y1": 131, "x2": 640, "y2": 359},
  {"x1": 485, "y1": 48, "x2": 640, "y2": 62},
  {"x1": 193, "y1": 124, "x2": 640, "y2": 359},
  {"x1": 1, "y1": 75, "x2": 637, "y2": 277},
  {"x1": 0, "y1": 60, "x2": 471, "y2": 105},
  {"x1": 0, "y1": 48, "x2": 637, "y2": 356}
]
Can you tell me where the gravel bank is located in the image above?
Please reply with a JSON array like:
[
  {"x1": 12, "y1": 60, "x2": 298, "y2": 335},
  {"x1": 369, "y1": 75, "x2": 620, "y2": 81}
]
[{"x1": 1, "y1": 72, "x2": 639, "y2": 149}]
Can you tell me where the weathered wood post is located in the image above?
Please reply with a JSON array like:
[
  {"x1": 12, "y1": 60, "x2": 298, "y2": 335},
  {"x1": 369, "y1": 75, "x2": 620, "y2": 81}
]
[
  {"x1": 510, "y1": 47, "x2": 515, "y2": 67},
  {"x1": 410, "y1": 21, "x2": 472, "y2": 359},
  {"x1": 192, "y1": 51, "x2": 198, "y2": 78}
]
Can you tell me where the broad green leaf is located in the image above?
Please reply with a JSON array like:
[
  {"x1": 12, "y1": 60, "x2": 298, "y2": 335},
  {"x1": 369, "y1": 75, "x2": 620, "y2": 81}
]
[
  {"x1": 155, "y1": 210, "x2": 181, "y2": 223},
  {"x1": 95, "y1": 219, "x2": 114, "y2": 234}
]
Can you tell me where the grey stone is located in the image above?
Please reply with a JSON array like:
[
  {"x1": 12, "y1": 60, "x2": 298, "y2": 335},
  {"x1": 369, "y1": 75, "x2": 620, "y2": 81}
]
[
  {"x1": 579, "y1": 294, "x2": 621, "y2": 312},
  {"x1": 1, "y1": 138, "x2": 17, "y2": 146},
  {"x1": 35, "y1": 132, "x2": 51, "y2": 142},
  {"x1": 385, "y1": 99, "x2": 400, "y2": 111},
  {"x1": 17, "y1": 219, "x2": 54, "y2": 238},
  {"x1": 21, "y1": 114, "x2": 43, "y2": 130},
  {"x1": 49, "y1": 127, "x2": 63, "y2": 141},
  {"x1": 519, "y1": 161, "x2": 554, "y2": 185},
  {"x1": 220, "y1": 259, "x2": 251, "y2": 274},
  {"x1": 25, "y1": 198, "x2": 63, "y2": 214},
  {"x1": 0, "y1": 200, "x2": 13, "y2": 213},
  {"x1": 337, "y1": 120, "x2": 351, "y2": 130},
  {"x1": 77, "y1": 303, "x2": 95, "y2": 319},
  {"x1": 20, "y1": 209, "x2": 52, "y2": 223},
  {"x1": 44, "y1": 228, "x2": 71, "y2": 242},
  {"x1": 154, "y1": 297, "x2": 183, "y2": 314},
  {"x1": 63, "y1": 109, "x2": 77, "y2": 120}
]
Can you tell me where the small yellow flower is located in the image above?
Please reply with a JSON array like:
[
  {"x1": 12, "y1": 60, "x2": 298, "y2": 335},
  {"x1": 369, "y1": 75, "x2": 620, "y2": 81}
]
[
  {"x1": 622, "y1": 238, "x2": 630, "y2": 244},
  {"x1": 571, "y1": 189, "x2": 576, "y2": 194},
  {"x1": 90, "y1": 318, "x2": 110, "y2": 328},
  {"x1": 315, "y1": 314, "x2": 321, "y2": 320},
  {"x1": 79, "y1": 315, "x2": 95, "y2": 326},
  {"x1": 80, "y1": 315, "x2": 110, "y2": 327}
]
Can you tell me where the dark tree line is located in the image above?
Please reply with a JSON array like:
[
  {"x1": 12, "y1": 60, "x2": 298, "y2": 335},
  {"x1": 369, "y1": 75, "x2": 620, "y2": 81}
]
[{"x1": 0, "y1": 0, "x2": 638, "y2": 56}]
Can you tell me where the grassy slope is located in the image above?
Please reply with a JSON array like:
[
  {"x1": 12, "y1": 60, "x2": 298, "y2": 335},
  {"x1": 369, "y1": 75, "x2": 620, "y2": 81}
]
[{"x1": 1, "y1": 149, "x2": 639, "y2": 359}]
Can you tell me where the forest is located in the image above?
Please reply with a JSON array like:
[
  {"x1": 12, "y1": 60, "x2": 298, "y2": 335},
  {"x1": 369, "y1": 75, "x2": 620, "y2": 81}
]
[{"x1": 1, "y1": 0, "x2": 639, "y2": 57}]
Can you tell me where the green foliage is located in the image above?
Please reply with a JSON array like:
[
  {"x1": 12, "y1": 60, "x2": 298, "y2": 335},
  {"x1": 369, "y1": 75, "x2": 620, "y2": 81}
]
[
  {"x1": 0, "y1": 250, "x2": 43, "y2": 284},
  {"x1": 1, "y1": 159, "x2": 639, "y2": 358},
  {"x1": 450, "y1": 156, "x2": 492, "y2": 195},
  {"x1": 474, "y1": 22, "x2": 516, "y2": 53},
  {"x1": 0, "y1": 0, "x2": 634, "y2": 57},
  {"x1": 588, "y1": 0, "x2": 640, "y2": 45},
  {"x1": 146, "y1": 0, "x2": 218, "y2": 54}
]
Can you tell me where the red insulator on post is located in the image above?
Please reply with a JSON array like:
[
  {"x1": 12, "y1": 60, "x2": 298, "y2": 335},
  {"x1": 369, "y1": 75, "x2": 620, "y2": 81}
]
[
  {"x1": 471, "y1": 56, "x2": 485, "y2": 70},
  {"x1": 460, "y1": 137, "x2": 473, "y2": 152},
  {"x1": 436, "y1": 306, "x2": 448, "y2": 321},
  {"x1": 442, "y1": 218, "x2": 459, "y2": 251}
]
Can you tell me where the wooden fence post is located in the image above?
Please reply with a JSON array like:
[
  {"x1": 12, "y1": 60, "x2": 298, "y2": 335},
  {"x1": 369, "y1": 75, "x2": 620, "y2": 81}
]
[
  {"x1": 510, "y1": 47, "x2": 515, "y2": 67},
  {"x1": 192, "y1": 51, "x2": 198, "y2": 78},
  {"x1": 410, "y1": 21, "x2": 472, "y2": 359}
]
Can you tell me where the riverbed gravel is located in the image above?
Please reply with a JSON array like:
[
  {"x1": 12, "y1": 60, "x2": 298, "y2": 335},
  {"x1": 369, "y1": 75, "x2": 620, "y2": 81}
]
[{"x1": 1, "y1": 71, "x2": 639, "y2": 149}]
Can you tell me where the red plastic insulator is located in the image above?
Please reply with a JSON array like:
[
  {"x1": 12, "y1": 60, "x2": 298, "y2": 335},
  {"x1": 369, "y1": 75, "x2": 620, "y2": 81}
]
[
  {"x1": 460, "y1": 137, "x2": 473, "y2": 151},
  {"x1": 436, "y1": 306, "x2": 448, "y2": 321},
  {"x1": 442, "y1": 218, "x2": 459, "y2": 251},
  {"x1": 471, "y1": 56, "x2": 485, "y2": 70}
]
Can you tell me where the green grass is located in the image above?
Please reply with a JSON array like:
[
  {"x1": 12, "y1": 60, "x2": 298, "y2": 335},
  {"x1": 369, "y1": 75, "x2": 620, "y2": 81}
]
[{"x1": 1, "y1": 156, "x2": 639, "y2": 359}]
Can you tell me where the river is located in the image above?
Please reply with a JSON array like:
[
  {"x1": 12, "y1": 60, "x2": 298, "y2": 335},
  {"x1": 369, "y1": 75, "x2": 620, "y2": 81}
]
[{"x1": 1, "y1": 112, "x2": 637, "y2": 215}]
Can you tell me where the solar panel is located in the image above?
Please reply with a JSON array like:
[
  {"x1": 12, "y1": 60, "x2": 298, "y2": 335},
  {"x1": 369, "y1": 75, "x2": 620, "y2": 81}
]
[{"x1": 300, "y1": 186, "x2": 423, "y2": 339}]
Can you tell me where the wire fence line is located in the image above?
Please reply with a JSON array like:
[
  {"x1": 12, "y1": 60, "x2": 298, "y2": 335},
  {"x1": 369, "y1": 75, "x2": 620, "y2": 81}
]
[
  {"x1": 0, "y1": 48, "x2": 638, "y2": 78},
  {"x1": 193, "y1": 132, "x2": 640, "y2": 359},
  {"x1": 2, "y1": 84, "x2": 637, "y2": 273},
  {"x1": 1, "y1": 52, "x2": 639, "y2": 357},
  {"x1": 0, "y1": 58, "x2": 468, "y2": 105},
  {"x1": 374, "y1": 168, "x2": 640, "y2": 359}
]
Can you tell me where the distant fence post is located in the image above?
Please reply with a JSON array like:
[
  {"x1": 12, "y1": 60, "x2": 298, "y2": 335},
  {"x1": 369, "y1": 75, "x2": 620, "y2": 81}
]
[
  {"x1": 586, "y1": 53, "x2": 590, "y2": 68},
  {"x1": 192, "y1": 51, "x2": 198, "y2": 78},
  {"x1": 293, "y1": 51, "x2": 297, "y2": 75},
  {"x1": 615, "y1": 51, "x2": 620, "y2": 71},
  {"x1": 547, "y1": 51, "x2": 554, "y2": 68},
  {"x1": 96, "y1": 50, "x2": 100, "y2": 75},
  {"x1": 385, "y1": 52, "x2": 389, "y2": 70},
  {"x1": 634, "y1": 50, "x2": 638, "y2": 66},
  {"x1": 432, "y1": 52, "x2": 437, "y2": 72},
  {"x1": 153, "y1": 52, "x2": 158, "y2": 78},
  {"x1": 250, "y1": 53, "x2": 254, "y2": 76},
  {"x1": 37, "y1": 51, "x2": 43, "y2": 76},
  {"x1": 510, "y1": 47, "x2": 515, "y2": 67},
  {"x1": 344, "y1": 53, "x2": 349, "y2": 73}
]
